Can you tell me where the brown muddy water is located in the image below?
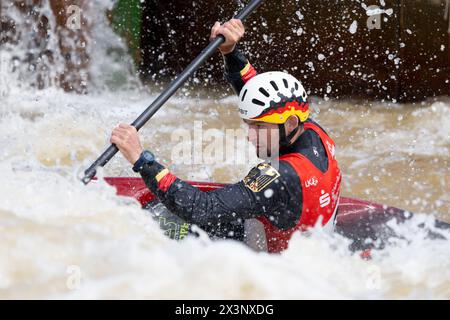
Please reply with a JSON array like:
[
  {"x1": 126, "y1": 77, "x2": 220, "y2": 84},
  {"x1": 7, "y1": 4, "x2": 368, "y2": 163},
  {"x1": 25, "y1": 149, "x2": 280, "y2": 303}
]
[
  {"x1": 0, "y1": 0, "x2": 448, "y2": 300},
  {"x1": 1, "y1": 86, "x2": 448, "y2": 299}
]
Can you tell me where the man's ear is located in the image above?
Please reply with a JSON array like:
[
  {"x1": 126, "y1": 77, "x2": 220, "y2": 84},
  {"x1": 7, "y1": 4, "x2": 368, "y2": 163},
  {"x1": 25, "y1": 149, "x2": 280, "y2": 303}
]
[{"x1": 285, "y1": 115, "x2": 300, "y2": 133}]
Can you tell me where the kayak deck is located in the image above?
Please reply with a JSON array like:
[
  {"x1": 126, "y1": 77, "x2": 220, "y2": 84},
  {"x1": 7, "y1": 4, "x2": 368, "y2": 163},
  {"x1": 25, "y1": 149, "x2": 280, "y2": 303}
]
[{"x1": 103, "y1": 177, "x2": 447, "y2": 252}]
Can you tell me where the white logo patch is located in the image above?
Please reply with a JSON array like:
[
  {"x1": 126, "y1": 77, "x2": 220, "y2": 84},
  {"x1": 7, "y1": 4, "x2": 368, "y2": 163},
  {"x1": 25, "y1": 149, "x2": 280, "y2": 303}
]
[
  {"x1": 305, "y1": 176, "x2": 318, "y2": 188},
  {"x1": 319, "y1": 190, "x2": 331, "y2": 208},
  {"x1": 326, "y1": 141, "x2": 335, "y2": 158},
  {"x1": 313, "y1": 146, "x2": 319, "y2": 157}
]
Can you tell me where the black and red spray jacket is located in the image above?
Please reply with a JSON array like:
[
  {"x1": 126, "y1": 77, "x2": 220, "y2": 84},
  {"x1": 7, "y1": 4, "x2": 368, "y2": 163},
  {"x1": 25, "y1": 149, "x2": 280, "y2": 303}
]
[
  {"x1": 258, "y1": 122, "x2": 342, "y2": 252},
  {"x1": 139, "y1": 47, "x2": 341, "y2": 251}
]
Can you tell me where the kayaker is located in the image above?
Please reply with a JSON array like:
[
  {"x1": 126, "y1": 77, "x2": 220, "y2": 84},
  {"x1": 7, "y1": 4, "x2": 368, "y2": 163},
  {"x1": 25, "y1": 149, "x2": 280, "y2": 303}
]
[{"x1": 111, "y1": 19, "x2": 342, "y2": 253}]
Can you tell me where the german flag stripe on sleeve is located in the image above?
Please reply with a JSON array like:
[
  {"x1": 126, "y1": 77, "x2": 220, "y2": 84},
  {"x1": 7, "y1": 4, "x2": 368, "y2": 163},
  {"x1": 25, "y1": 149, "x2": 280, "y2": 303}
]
[
  {"x1": 240, "y1": 62, "x2": 257, "y2": 83},
  {"x1": 156, "y1": 169, "x2": 176, "y2": 192}
]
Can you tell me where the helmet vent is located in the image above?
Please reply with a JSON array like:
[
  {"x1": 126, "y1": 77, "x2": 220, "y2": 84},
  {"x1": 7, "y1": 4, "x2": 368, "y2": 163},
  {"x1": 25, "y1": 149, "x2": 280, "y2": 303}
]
[
  {"x1": 241, "y1": 89, "x2": 248, "y2": 101},
  {"x1": 283, "y1": 79, "x2": 288, "y2": 88},
  {"x1": 252, "y1": 99, "x2": 265, "y2": 106},
  {"x1": 295, "y1": 82, "x2": 299, "y2": 90},
  {"x1": 270, "y1": 81, "x2": 279, "y2": 91},
  {"x1": 259, "y1": 87, "x2": 270, "y2": 97}
]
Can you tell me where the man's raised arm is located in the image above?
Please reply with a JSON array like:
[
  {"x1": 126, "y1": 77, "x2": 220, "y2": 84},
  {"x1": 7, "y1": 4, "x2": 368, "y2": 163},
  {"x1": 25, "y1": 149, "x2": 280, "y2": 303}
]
[{"x1": 210, "y1": 19, "x2": 257, "y2": 95}]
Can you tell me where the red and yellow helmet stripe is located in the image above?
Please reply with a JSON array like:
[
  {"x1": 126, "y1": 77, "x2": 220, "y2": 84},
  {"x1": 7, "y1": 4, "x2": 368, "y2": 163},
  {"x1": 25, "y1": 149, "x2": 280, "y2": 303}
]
[{"x1": 252, "y1": 100, "x2": 310, "y2": 124}]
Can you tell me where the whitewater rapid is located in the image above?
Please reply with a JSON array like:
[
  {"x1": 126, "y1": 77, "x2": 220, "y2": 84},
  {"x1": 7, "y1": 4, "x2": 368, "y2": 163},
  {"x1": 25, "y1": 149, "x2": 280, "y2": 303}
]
[
  {"x1": 0, "y1": 0, "x2": 449, "y2": 299},
  {"x1": 0, "y1": 86, "x2": 449, "y2": 299}
]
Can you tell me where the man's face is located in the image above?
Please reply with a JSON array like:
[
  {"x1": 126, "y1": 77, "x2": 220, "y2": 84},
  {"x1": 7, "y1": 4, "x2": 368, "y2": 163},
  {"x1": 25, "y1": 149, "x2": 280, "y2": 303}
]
[{"x1": 244, "y1": 120, "x2": 280, "y2": 159}]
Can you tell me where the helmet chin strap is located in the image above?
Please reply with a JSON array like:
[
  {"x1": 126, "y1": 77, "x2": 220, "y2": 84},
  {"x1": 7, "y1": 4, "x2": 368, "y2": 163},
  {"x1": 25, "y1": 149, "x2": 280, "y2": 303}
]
[{"x1": 278, "y1": 123, "x2": 301, "y2": 148}]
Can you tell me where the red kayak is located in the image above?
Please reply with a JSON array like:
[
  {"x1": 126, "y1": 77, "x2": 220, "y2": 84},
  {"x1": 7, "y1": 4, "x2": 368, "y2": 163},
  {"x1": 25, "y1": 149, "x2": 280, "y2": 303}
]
[{"x1": 103, "y1": 177, "x2": 449, "y2": 252}]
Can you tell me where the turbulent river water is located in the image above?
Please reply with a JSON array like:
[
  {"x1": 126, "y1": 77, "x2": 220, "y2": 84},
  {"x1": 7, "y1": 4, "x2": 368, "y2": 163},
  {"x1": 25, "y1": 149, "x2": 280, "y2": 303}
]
[{"x1": 0, "y1": 0, "x2": 449, "y2": 299}]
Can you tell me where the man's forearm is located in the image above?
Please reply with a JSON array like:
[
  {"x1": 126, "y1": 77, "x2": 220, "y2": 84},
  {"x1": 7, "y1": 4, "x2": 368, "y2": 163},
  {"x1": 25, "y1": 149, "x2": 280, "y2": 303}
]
[
  {"x1": 223, "y1": 46, "x2": 257, "y2": 95},
  {"x1": 139, "y1": 163, "x2": 261, "y2": 226}
]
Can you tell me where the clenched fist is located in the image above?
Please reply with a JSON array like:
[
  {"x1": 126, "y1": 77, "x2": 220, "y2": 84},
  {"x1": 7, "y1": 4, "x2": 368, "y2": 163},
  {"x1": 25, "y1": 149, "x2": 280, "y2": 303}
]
[
  {"x1": 210, "y1": 19, "x2": 245, "y2": 55},
  {"x1": 110, "y1": 124, "x2": 143, "y2": 165}
]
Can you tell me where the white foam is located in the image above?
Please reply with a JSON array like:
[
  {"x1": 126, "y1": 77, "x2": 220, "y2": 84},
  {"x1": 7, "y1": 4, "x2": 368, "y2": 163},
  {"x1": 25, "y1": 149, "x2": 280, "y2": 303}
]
[{"x1": 0, "y1": 1, "x2": 448, "y2": 299}]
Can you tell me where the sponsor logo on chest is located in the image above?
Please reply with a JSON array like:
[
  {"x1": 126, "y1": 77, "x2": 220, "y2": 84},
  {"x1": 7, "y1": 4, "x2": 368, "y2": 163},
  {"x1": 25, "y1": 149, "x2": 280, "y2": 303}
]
[
  {"x1": 305, "y1": 176, "x2": 318, "y2": 188},
  {"x1": 326, "y1": 141, "x2": 336, "y2": 158},
  {"x1": 319, "y1": 190, "x2": 331, "y2": 208}
]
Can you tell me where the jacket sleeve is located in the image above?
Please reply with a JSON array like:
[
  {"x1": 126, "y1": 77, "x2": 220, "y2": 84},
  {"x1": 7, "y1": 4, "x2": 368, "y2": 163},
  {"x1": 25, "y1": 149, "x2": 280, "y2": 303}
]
[
  {"x1": 140, "y1": 160, "x2": 302, "y2": 230},
  {"x1": 223, "y1": 46, "x2": 258, "y2": 95}
]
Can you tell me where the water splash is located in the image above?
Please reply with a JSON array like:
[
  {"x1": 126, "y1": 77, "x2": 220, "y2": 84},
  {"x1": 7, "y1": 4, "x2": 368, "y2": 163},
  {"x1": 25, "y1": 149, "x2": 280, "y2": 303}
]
[
  {"x1": 0, "y1": 0, "x2": 139, "y2": 93},
  {"x1": 0, "y1": 0, "x2": 448, "y2": 299}
]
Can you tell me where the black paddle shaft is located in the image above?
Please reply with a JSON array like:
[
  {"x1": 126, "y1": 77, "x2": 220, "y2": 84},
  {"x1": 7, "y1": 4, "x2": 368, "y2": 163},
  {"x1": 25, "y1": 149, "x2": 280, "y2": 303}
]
[{"x1": 82, "y1": 0, "x2": 265, "y2": 185}]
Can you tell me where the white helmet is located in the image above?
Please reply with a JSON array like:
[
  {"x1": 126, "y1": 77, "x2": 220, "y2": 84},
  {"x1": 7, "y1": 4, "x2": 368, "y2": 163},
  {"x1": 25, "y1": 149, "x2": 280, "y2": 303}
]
[{"x1": 238, "y1": 71, "x2": 309, "y2": 124}]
